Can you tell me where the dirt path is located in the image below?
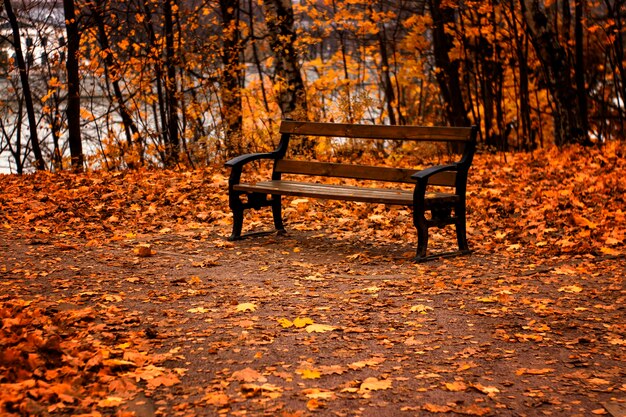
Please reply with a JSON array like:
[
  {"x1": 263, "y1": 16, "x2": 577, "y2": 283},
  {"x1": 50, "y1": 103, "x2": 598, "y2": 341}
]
[{"x1": 2, "y1": 225, "x2": 625, "y2": 417}]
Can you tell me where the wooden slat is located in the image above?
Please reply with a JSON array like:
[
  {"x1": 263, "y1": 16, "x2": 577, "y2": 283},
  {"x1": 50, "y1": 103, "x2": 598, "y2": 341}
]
[
  {"x1": 280, "y1": 120, "x2": 473, "y2": 142},
  {"x1": 275, "y1": 160, "x2": 457, "y2": 186},
  {"x1": 428, "y1": 171, "x2": 457, "y2": 187},
  {"x1": 275, "y1": 160, "x2": 415, "y2": 183},
  {"x1": 233, "y1": 181, "x2": 459, "y2": 206}
]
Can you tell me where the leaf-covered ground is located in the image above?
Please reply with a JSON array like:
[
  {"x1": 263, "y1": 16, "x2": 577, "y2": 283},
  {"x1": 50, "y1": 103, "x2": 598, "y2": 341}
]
[{"x1": 1, "y1": 143, "x2": 625, "y2": 416}]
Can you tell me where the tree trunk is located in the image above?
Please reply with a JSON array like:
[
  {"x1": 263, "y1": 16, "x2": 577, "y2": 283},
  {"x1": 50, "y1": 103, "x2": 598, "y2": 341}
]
[
  {"x1": 520, "y1": 0, "x2": 591, "y2": 146},
  {"x1": 141, "y1": 0, "x2": 168, "y2": 165},
  {"x1": 90, "y1": 0, "x2": 141, "y2": 166},
  {"x1": 428, "y1": 0, "x2": 470, "y2": 127},
  {"x1": 248, "y1": 0, "x2": 271, "y2": 116},
  {"x1": 375, "y1": 13, "x2": 398, "y2": 126},
  {"x1": 163, "y1": 0, "x2": 179, "y2": 167},
  {"x1": 574, "y1": 0, "x2": 589, "y2": 137},
  {"x1": 4, "y1": 0, "x2": 45, "y2": 171},
  {"x1": 263, "y1": 0, "x2": 308, "y2": 121},
  {"x1": 63, "y1": 0, "x2": 84, "y2": 171},
  {"x1": 219, "y1": 0, "x2": 243, "y2": 157}
]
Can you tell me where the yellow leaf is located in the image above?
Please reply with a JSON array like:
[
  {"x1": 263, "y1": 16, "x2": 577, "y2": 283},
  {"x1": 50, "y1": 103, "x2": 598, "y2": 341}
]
[
  {"x1": 423, "y1": 403, "x2": 452, "y2": 413},
  {"x1": 410, "y1": 304, "x2": 434, "y2": 313},
  {"x1": 471, "y1": 383, "x2": 500, "y2": 396},
  {"x1": 515, "y1": 368, "x2": 554, "y2": 376},
  {"x1": 189, "y1": 276, "x2": 202, "y2": 284},
  {"x1": 293, "y1": 317, "x2": 314, "y2": 328},
  {"x1": 476, "y1": 296, "x2": 498, "y2": 303},
  {"x1": 98, "y1": 396, "x2": 124, "y2": 407},
  {"x1": 444, "y1": 381, "x2": 467, "y2": 392},
  {"x1": 600, "y1": 246, "x2": 621, "y2": 256},
  {"x1": 302, "y1": 388, "x2": 336, "y2": 400},
  {"x1": 102, "y1": 359, "x2": 136, "y2": 368},
  {"x1": 558, "y1": 285, "x2": 583, "y2": 293},
  {"x1": 305, "y1": 323, "x2": 337, "y2": 333},
  {"x1": 277, "y1": 318, "x2": 293, "y2": 328},
  {"x1": 232, "y1": 368, "x2": 266, "y2": 383},
  {"x1": 588, "y1": 377, "x2": 611, "y2": 385},
  {"x1": 203, "y1": 392, "x2": 229, "y2": 406},
  {"x1": 297, "y1": 368, "x2": 321, "y2": 379},
  {"x1": 236, "y1": 302, "x2": 257, "y2": 312},
  {"x1": 188, "y1": 307, "x2": 209, "y2": 313},
  {"x1": 359, "y1": 377, "x2": 392, "y2": 392},
  {"x1": 348, "y1": 357, "x2": 385, "y2": 370}
]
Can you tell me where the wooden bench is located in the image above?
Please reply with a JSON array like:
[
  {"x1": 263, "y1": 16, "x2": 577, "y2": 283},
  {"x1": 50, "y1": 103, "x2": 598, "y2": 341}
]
[{"x1": 225, "y1": 120, "x2": 477, "y2": 262}]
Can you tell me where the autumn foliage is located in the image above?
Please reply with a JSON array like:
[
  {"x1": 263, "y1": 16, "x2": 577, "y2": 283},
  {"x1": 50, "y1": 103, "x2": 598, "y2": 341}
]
[{"x1": 1, "y1": 142, "x2": 624, "y2": 257}]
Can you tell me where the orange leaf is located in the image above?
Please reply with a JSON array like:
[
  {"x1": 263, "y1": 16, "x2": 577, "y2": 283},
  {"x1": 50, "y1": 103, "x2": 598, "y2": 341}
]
[
  {"x1": 516, "y1": 368, "x2": 554, "y2": 376},
  {"x1": 232, "y1": 368, "x2": 266, "y2": 383}
]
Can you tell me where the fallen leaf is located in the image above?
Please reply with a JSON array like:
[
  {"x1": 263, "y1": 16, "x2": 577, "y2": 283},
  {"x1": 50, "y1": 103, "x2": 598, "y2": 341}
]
[
  {"x1": 587, "y1": 377, "x2": 611, "y2": 385},
  {"x1": 293, "y1": 317, "x2": 314, "y2": 328},
  {"x1": 410, "y1": 304, "x2": 434, "y2": 313},
  {"x1": 516, "y1": 368, "x2": 554, "y2": 376},
  {"x1": 203, "y1": 392, "x2": 229, "y2": 406},
  {"x1": 305, "y1": 323, "x2": 337, "y2": 333},
  {"x1": 319, "y1": 364, "x2": 347, "y2": 375},
  {"x1": 277, "y1": 318, "x2": 293, "y2": 328},
  {"x1": 558, "y1": 285, "x2": 583, "y2": 293},
  {"x1": 600, "y1": 246, "x2": 621, "y2": 256},
  {"x1": 471, "y1": 383, "x2": 500, "y2": 396},
  {"x1": 297, "y1": 368, "x2": 321, "y2": 379},
  {"x1": 348, "y1": 357, "x2": 386, "y2": 370},
  {"x1": 134, "y1": 244, "x2": 153, "y2": 257},
  {"x1": 306, "y1": 398, "x2": 323, "y2": 410},
  {"x1": 232, "y1": 368, "x2": 267, "y2": 383},
  {"x1": 188, "y1": 306, "x2": 210, "y2": 313},
  {"x1": 444, "y1": 381, "x2": 467, "y2": 392},
  {"x1": 359, "y1": 377, "x2": 392, "y2": 392},
  {"x1": 459, "y1": 404, "x2": 492, "y2": 416},
  {"x1": 235, "y1": 302, "x2": 257, "y2": 312},
  {"x1": 422, "y1": 403, "x2": 452, "y2": 413},
  {"x1": 302, "y1": 388, "x2": 336, "y2": 400},
  {"x1": 97, "y1": 396, "x2": 124, "y2": 407},
  {"x1": 572, "y1": 213, "x2": 597, "y2": 229}
]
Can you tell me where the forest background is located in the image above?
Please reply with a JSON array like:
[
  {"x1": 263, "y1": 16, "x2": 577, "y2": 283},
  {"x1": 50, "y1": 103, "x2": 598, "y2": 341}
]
[{"x1": 1, "y1": 0, "x2": 625, "y2": 174}]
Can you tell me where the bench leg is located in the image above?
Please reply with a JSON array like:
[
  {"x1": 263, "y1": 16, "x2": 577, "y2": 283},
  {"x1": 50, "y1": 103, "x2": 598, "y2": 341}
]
[
  {"x1": 455, "y1": 208, "x2": 469, "y2": 252},
  {"x1": 414, "y1": 207, "x2": 429, "y2": 259},
  {"x1": 416, "y1": 223, "x2": 429, "y2": 259},
  {"x1": 228, "y1": 195, "x2": 244, "y2": 241},
  {"x1": 271, "y1": 195, "x2": 285, "y2": 233}
]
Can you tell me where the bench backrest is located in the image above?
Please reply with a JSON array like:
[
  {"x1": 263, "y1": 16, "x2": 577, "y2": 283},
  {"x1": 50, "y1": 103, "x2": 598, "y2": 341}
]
[
  {"x1": 274, "y1": 121, "x2": 476, "y2": 187},
  {"x1": 279, "y1": 120, "x2": 474, "y2": 142}
]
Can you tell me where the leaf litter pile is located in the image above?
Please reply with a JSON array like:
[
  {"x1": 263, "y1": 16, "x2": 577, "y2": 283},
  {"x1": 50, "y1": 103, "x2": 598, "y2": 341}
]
[{"x1": 1, "y1": 143, "x2": 625, "y2": 417}]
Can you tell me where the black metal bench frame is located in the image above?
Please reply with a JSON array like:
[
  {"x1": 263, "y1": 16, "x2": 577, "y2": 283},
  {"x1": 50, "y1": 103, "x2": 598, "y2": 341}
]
[{"x1": 225, "y1": 120, "x2": 477, "y2": 262}]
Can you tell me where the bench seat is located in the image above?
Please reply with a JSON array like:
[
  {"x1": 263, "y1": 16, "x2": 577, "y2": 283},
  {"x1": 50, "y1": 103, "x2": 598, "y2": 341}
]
[{"x1": 234, "y1": 180, "x2": 458, "y2": 206}]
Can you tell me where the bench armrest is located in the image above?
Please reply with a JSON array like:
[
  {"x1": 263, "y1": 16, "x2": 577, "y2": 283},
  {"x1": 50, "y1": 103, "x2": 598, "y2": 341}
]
[
  {"x1": 225, "y1": 152, "x2": 279, "y2": 186},
  {"x1": 225, "y1": 152, "x2": 277, "y2": 169},
  {"x1": 411, "y1": 164, "x2": 458, "y2": 182}
]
